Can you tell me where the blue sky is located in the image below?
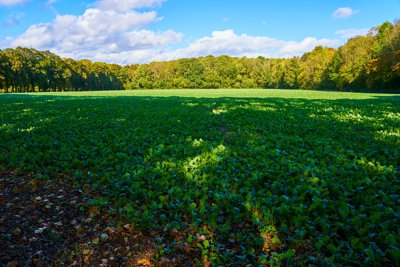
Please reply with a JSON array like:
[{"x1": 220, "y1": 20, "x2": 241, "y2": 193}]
[{"x1": 0, "y1": 0, "x2": 399, "y2": 64}]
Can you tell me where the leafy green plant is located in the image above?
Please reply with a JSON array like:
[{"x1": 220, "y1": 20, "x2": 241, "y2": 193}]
[{"x1": 1, "y1": 89, "x2": 399, "y2": 265}]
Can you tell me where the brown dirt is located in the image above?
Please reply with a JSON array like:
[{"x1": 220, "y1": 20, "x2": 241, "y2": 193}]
[{"x1": 0, "y1": 171, "x2": 156, "y2": 267}]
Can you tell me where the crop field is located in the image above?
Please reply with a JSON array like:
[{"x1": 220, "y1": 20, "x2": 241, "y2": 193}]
[{"x1": 1, "y1": 89, "x2": 399, "y2": 266}]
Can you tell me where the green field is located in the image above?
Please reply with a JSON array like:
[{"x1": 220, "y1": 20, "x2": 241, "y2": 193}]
[{"x1": 1, "y1": 89, "x2": 399, "y2": 265}]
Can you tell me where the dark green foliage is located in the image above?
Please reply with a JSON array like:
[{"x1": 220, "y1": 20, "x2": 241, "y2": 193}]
[
  {"x1": 329, "y1": 36, "x2": 374, "y2": 90},
  {"x1": 0, "y1": 47, "x2": 124, "y2": 93},
  {"x1": 298, "y1": 46, "x2": 336, "y2": 90},
  {"x1": 1, "y1": 20, "x2": 400, "y2": 93},
  {"x1": 367, "y1": 21, "x2": 400, "y2": 89},
  {"x1": 1, "y1": 91, "x2": 399, "y2": 265},
  {"x1": 122, "y1": 20, "x2": 400, "y2": 92}
]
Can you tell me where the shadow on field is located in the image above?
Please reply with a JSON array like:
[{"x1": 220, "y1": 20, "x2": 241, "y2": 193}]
[{"x1": 0, "y1": 93, "x2": 399, "y2": 265}]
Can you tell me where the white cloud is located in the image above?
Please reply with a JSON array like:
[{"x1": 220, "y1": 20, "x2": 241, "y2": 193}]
[
  {"x1": 150, "y1": 30, "x2": 339, "y2": 62},
  {"x1": 332, "y1": 7, "x2": 358, "y2": 19},
  {"x1": 0, "y1": 0, "x2": 26, "y2": 6},
  {"x1": 72, "y1": 30, "x2": 339, "y2": 64},
  {"x1": 5, "y1": 1, "x2": 182, "y2": 64},
  {"x1": 78, "y1": 49, "x2": 167, "y2": 65},
  {"x1": 0, "y1": 0, "x2": 340, "y2": 65},
  {"x1": 278, "y1": 37, "x2": 338, "y2": 56},
  {"x1": 95, "y1": 0, "x2": 165, "y2": 12},
  {"x1": 336, "y1": 28, "x2": 370, "y2": 38}
]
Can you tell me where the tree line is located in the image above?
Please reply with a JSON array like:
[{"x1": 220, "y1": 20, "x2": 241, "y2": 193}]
[
  {"x1": 1, "y1": 20, "x2": 399, "y2": 93},
  {"x1": 0, "y1": 47, "x2": 125, "y2": 92}
]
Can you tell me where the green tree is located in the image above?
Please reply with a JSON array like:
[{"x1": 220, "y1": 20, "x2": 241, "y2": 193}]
[
  {"x1": 200, "y1": 56, "x2": 222, "y2": 88},
  {"x1": 0, "y1": 50, "x2": 12, "y2": 93},
  {"x1": 367, "y1": 21, "x2": 400, "y2": 90},
  {"x1": 329, "y1": 36, "x2": 374, "y2": 90},
  {"x1": 298, "y1": 46, "x2": 335, "y2": 90},
  {"x1": 132, "y1": 64, "x2": 155, "y2": 89},
  {"x1": 173, "y1": 58, "x2": 204, "y2": 88}
]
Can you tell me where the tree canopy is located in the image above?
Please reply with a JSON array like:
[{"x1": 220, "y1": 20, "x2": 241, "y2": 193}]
[{"x1": 1, "y1": 20, "x2": 399, "y2": 93}]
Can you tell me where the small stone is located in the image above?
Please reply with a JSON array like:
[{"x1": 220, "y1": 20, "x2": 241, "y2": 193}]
[
  {"x1": 105, "y1": 226, "x2": 115, "y2": 235},
  {"x1": 123, "y1": 224, "x2": 132, "y2": 231},
  {"x1": 34, "y1": 227, "x2": 46, "y2": 234},
  {"x1": 169, "y1": 228, "x2": 179, "y2": 238}
]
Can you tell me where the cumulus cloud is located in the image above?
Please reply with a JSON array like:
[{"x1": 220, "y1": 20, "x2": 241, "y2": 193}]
[
  {"x1": 150, "y1": 30, "x2": 339, "y2": 62},
  {"x1": 0, "y1": 0, "x2": 340, "y2": 65},
  {"x1": 332, "y1": 7, "x2": 358, "y2": 19},
  {"x1": 336, "y1": 28, "x2": 370, "y2": 38},
  {"x1": 77, "y1": 49, "x2": 169, "y2": 65},
  {"x1": 73, "y1": 30, "x2": 339, "y2": 64},
  {"x1": 5, "y1": 0, "x2": 182, "y2": 64},
  {"x1": 0, "y1": 0, "x2": 26, "y2": 6},
  {"x1": 278, "y1": 37, "x2": 338, "y2": 56},
  {"x1": 95, "y1": 0, "x2": 165, "y2": 12}
]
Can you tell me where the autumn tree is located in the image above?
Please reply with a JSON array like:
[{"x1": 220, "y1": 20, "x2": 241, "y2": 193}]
[
  {"x1": 1, "y1": 20, "x2": 400, "y2": 94},
  {"x1": 367, "y1": 21, "x2": 400, "y2": 90},
  {"x1": 298, "y1": 46, "x2": 335, "y2": 90},
  {"x1": 329, "y1": 36, "x2": 374, "y2": 90}
]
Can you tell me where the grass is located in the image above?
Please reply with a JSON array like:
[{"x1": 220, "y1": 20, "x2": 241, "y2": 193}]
[
  {"x1": 1, "y1": 89, "x2": 399, "y2": 266},
  {"x1": 13, "y1": 88, "x2": 398, "y2": 99}
]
